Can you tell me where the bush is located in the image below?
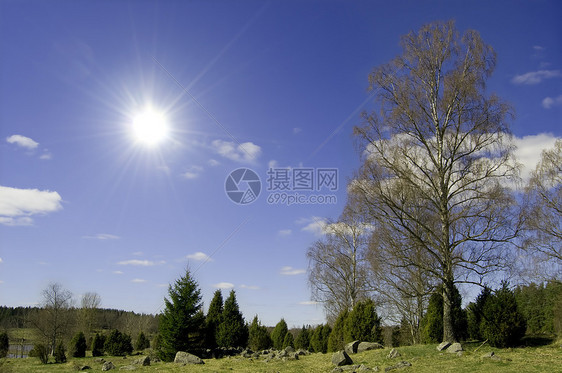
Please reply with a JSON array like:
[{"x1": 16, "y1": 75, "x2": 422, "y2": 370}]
[
  {"x1": 467, "y1": 287, "x2": 492, "y2": 340},
  {"x1": 70, "y1": 331, "x2": 87, "y2": 358},
  {"x1": 310, "y1": 324, "x2": 330, "y2": 353},
  {"x1": 0, "y1": 332, "x2": 8, "y2": 358},
  {"x1": 344, "y1": 299, "x2": 383, "y2": 343},
  {"x1": 328, "y1": 309, "x2": 348, "y2": 352},
  {"x1": 248, "y1": 316, "x2": 272, "y2": 351},
  {"x1": 91, "y1": 333, "x2": 105, "y2": 357},
  {"x1": 104, "y1": 329, "x2": 133, "y2": 356},
  {"x1": 31, "y1": 343, "x2": 49, "y2": 364},
  {"x1": 271, "y1": 319, "x2": 288, "y2": 350},
  {"x1": 481, "y1": 282, "x2": 526, "y2": 348},
  {"x1": 295, "y1": 326, "x2": 310, "y2": 351},
  {"x1": 421, "y1": 284, "x2": 467, "y2": 343},
  {"x1": 282, "y1": 332, "x2": 294, "y2": 348},
  {"x1": 135, "y1": 331, "x2": 150, "y2": 351},
  {"x1": 54, "y1": 342, "x2": 66, "y2": 363}
]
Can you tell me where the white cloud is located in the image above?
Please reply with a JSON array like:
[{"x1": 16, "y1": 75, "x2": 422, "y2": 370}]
[
  {"x1": 186, "y1": 252, "x2": 213, "y2": 262},
  {"x1": 182, "y1": 166, "x2": 203, "y2": 180},
  {"x1": 280, "y1": 266, "x2": 306, "y2": 276},
  {"x1": 113, "y1": 271, "x2": 124, "y2": 275},
  {"x1": 83, "y1": 233, "x2": 120, "y2": 240},
  {"x1": 0, "y1": 258, "x2": 3, "y2": 263},
  {"x1": 299, "y1": 301, "x2": 319, "y2": 305},
  {"x1": 542, "y1": 95, "x2": 562, "y2": 109},
  {"x1": 0, "y1": 186, "x2": 62, "y2": 226},
  {"x1": 39, "y1": 152, "x2": 52, "y2": 160},
  {"x1": 239, "y1": 284, "x2": 260, "y2": 290},
  {"x1": 213, "y1": 282, "x2": 235, "y2": 289},
  {"x1": 513, "y1": 133, "x2": 560, "y2": 182},
  {"x1": 6, "y1": 135, "x2": 39, "y2": 149},
  {"x1": 211, "y1": 140, "x2": 262, "y2": 163},
  {"x1": 208, "y1": 159, "x2": 220, "y2": 167},
  {"x1": 0, "y1": 281, "x2": 4, "y2": 285},
  {"x1": 278, "y1": 229, "x2": 292, "y2": 236},
  {"x1": 268, "y1": 160, "x2": 279, "y2": 169},
  {"x1": 131, "y1": 278, "x2": 147, "y2": 283},
  {"x1": 511, "y1": 70, "x2": 562, "y2": 85},
  {"x1": 117, "y1": 259, "x2": 164, "y2": 266},
  {"x1": 297, "y1": 216, "x2": 328, "y2": 236},
  {"x1": 293, "y1": 127, "x2": 302, "y2": 134},
  {"x1": 533, "y1": 45, "x2": 545, "y2": 51}
]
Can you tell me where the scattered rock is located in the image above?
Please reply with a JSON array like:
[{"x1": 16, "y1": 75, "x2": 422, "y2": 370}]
[
  {"x1": 384, "y1": 361, "x2": 411, "y2": 371},
  {"x1": 446, "y1": 343, "x2": 463, "y2": 353},
  {"x1": 387, "y1": 348, "x2": 401, "y2": 359},
  {"x1": 119, "y1": 366, "x2": 136, "y2": 371},
  {"x1": 332, "y1": 364, "x2": 377, "y2": 372},
  {"x1": 174, "y1": 351, "x2": 204, "y2": 365},
  {"x1": 133, "y1": 356, "x2": 150, "y2": 366},
  {"x1": 481, "y1": 351, "x2": 495, "y2": 359},
  {"x1": 345, "y1": 340, "x2": 361, "y2": 355},
  {"x1": 436, "y1": 342, "x2": 451, "y2": 351},
  {"x1": 284, "y1": 346, "x2": 295, "y2": 354},
  {"x1": 78, "y1": 366, "x2": 91, "y2": 371},
  {"x1": 456, "y1": 351, "x2": 463, "y2": 357},
  {"x1": 296, "y1": 349, "x2": 309, "y2": 356},
  {"x1": 101, "y1": 361, "x2": 115, "y2": 371},
  {"x1": 332, "y1": 350, "x2": 353, "y2": 366},
  {"x1": 357, "y1": 342, "x2": 384, "y2": 353},
  {"x1": 94, "y1": 358, "x2": 106, "y2": 364}
]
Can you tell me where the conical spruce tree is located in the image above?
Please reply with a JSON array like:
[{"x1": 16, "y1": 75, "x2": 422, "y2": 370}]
[
  {"x1": 467, "y1": 287, "x2": 492, "y2": 340},
  {"x1": 91, "y1": 333, "x2": 105, "y2": 357},
  {"x1": 135, "y1": 331, "x2": 150, "y2": 351},
  {"x1": 328, "y1": 309, "x2": 348, "y2": 352},
  {"x1": 158, "y1": 267, "x2": 205, "y2": 361},
  {"x1": 70, "y1": 331, "x2": 87, "y2": 358},
  {"x1": 271, "y1": 319, "x2": 288, "y2": 350},
  {"x1": 205, "y1": 290, "x2": 223, "y2": 349},
  {"x1": 282, "y1": 331, "x2": 294, "y2": 348},
  {"x1": 421, "y1": 284, "x2": 467, "y2": 343},
  {"x1": 344, "y1": 299, "x2": 382, "y2": 343},
  {"x1": 216, "y1": 290, "x2": 248, "y2": 348},
  {"x1": 248, "y1": 315, "x2": 272, "y2": 351},
  {"x1": 295, "y1": 326, "x2": 310, "y2": 350}
]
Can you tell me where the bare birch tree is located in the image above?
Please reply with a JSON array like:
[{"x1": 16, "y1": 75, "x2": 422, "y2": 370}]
[{"x1": 352, "y1": 20, "x2": 520, "y2": 342}]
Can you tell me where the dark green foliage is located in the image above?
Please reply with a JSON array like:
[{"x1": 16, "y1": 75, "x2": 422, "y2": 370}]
[
  {"x1": 91, "y1": 333, "x2": 105, "y2": 357},
  {"x1": 391, "y1": 326, "x2": 401, "y2": 347},
  {"x1": 248, "y1": 316, "x2": 272, "y2": 351},
  {"x1": 158, "y1": 268, "x2": 205, "y2": 361},
  {"x1": 398, "y1": 317, "x2": 413, "y2": 346},
  {"x1": 31, "y1": 343, "x2": 49, "y2": 364},
  {"x1": 328, "y1": 309, "x2": 348, "y2": 352},
  {"x1": 70, "y1": 331, "x2": 87, "y2": 358},
  {"x1": 0, "y1": 332, "x2": 8, "y2": 358},
  {"x1": 216, "y1": 290, "x2": 248, "y2": 348},
  {"x1": 481, "y1": 282, "x2": 526, "y2": 348},
  {"x1": 104, "y1": 329, "x2": 133, "y2": 356},
  {"x1": 344, "y1": 299, "x2": 383, "y2": 343},
  {"x1": 135, "y1": 331, "x2": 150, "y2": 351},
  {"x1": 204, "y1": 290, "x2": 223, "y2": 349},
  {"x1": 467, "y1": 287, "x2": 492, "y2": 340},
  {"x1": 421, "y1": 284, "x2": 467, "y2": 342},
  {"x1": 271, "y1": 319, "x2": 288, "y2": 350},
  {"x1": 54, "y1": 342, "x2": 66, "y2": 363},
  {"x1": 282, "y1": 331, "x2": 294, "y2": 348},
  {"x1": 514, "y1": 281, "x2": 562, "y2": 334},
  {"x1": 151, "y1": 334, "x2": 161, "y2": 352},
  {"x1": 295, "y1": 326, "x2": 310, "y2": 350},
  {"x1": 310, "y1": 325, "x2": 330, "y2": 353}
]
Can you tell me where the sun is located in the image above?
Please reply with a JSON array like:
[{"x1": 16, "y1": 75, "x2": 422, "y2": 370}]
[{"x1": 131, "y1": 107, "x2": 169, "y2": 147}]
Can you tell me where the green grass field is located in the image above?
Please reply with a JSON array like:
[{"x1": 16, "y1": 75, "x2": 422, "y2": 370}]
[{"x1": 2, "y1": 341, "x2": 562, "y2": 373}]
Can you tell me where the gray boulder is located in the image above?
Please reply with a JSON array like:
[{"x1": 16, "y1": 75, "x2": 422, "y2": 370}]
[
  {"x1": 174, "y1": 351, "x2": 204, "y2": 365},
  {"x1": 332, "y1": 350, "x2": 353, "y2": 366},
  {"x1": 384, "y1": 361, "x2": 411, "y2": 371},
  {"x1": 119, "y1": 366, "x2": 136, "y2": 371},
  {"x1": 387, "y1": 348, "x2": 401, "y2": 359},
  {"x1": 101, "y1": 361, "x2": 115, "y2": 371},
  {"x1": 446, "y1": 343, "x2": 463, "y2": 353},
  {"x1": 345, "y1": 340, "x2": 360, "y2": 355},
  {"x1": 284, "y1": 346, "x2": 295, "y2": 354},
  {"x1": 79, "y1": 366, "x2": 91, "y2": 371},
  {"x1": 436, "y1": 341, "x2": 451, "y2": 351},
  {"x1": 357, "y1": 342, "x2": 384, "y2": 353},
  {"x1": 134, "y1": 356, "x2": 150, "y2": 366}
]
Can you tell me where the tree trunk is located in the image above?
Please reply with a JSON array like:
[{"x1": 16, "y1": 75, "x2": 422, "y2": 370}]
[{"x1": 442, "y1": 280, "x2": 456, "y2": 342}]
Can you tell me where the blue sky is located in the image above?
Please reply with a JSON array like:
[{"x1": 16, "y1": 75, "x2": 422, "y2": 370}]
[{"x1": 0, "y1": 0, "x2": 561, "y2": 327}]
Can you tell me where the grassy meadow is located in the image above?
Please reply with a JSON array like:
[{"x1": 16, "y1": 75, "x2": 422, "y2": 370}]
[{"x1": 1, "y1": 340, "x2": 562, "y2": 373}]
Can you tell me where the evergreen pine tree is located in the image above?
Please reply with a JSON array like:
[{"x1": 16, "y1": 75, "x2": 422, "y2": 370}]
[
  {"x1": 248, "y1": 316, "x2": 272, "y2": 351},
  {"x1": 135, "y1": 331, "x2": 150, "y2": 351},
  {"x1": 54, "y1": 342, "x2": 66, "y2": 363},
  {"x1": 295, "y1": 326, "x2": 310, "y2": 350},
  {"x1": 216, "y1": 290, "x2": 248, "y2": 348},
  {"x1": 421, "y1": 284, "x2": 467, "y2": 342},
  {"x1": 0, "y1": 332, "x2": 9, "y2": 358},
  {"x1": 467, "y1": 287, "x2": 492, "y2": 340},
  {"x1": 328, "y1": 309, "x2": 348, "y2": 352},
  {"x1": 91, "y1": 333, "x2": 105, "y2": 357},
  {"x1": 271, "y1": 319, "x2": 288, "y2": 350},
  {"x1": 344, "y1": 299, "x2": 382, "y2": 343},
  {"x1": 205, "y1": 290, "x2": 223, "y2": 349},
  {"x1": 310, "y1": 325, "x2": 329, "y2": 353},
  {"x1": 158, "y1": 267, "x2": 205, "y2": 361},
  {"x1": 104, "y1": 329, "x2": 133, "y2": 356},
  {"x1": 282, "y1": 332, "x2": 294, "y2": 348},
  {"x1": 70, "y1": 331, "x2": 87, "y2": 358}
]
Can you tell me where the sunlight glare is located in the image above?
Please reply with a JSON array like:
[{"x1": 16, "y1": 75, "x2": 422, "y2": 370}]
[{"x1": 132, "y1": 108, "x2": 169, "y2": 147}]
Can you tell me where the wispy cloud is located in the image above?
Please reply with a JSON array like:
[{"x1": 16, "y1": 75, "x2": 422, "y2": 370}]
[
  {"x1": 0, "y1": 186, "x2": 63, "y2": 226},
  {"x1": 213, "y1": 282, "x2": 235, "y2": 289},
  {"x1": 131, "y1": 278, "x2": 147, "y2": 283},
  {"x1": 278, "y1": 229, "x2": 292, "y2": 236},
  {"x1": 186, "y1": 252, "x2": 213, "y2": 262},
  {"x1": 542, "y1": 95, "x2": 562, "y2": 109},
  {"x1": 117, "y1": 259, "x2": 165, "y2": 266},
  {"x1": 297, "y1": 216, "x2": 328, "y2": 236},
  {"x1": 280, "y1": 266, "x2": 306, "y2": 276},
  {"x1": 208, "y1": 159, "x2": 220, "y2": 167},
  {"x1": 182, "y1": 166, "x2": 203, "y2": 180},
  {"x1": 0, "y1": 258, "x2": 3, "y2": 263},
  {"x1": 211, "y1": 140, "x2": 262, "y2": 163},
  {"x1": 83, "y1": 233, "x2": 120, "y2": 240},
  {"x1": 113, "y1": 271, "x2": 124, "y2": 275},
  {"x1": 6, "y1": 135, "x2": 39, "y2": 149},
  {"x1": 240, "y1": 284, "x2": 260, "y2": 290},
  {"x1": 511, "y1": 70, "x2": 562, "y2": 85},
  {"x1": 293, "y1": 127, "x2": 302, "y2": 134},
  {"x1": 39, "y1": 152, "x2": 52, "y2": 160}
]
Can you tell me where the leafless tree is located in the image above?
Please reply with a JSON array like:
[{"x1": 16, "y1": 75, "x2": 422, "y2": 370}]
[
  {"x1": 353, "y1": 20, "x2": 520, "y2": 342},
  {"x1": 80, "y1": 292, "x2": 101, "y2": 334},
  {"x1": 523, "y1": 139, "x2": 562, "y2": 277},
  {"x1": 307, "y1": 200, "x2": 373, "y2": 323},
  {"x1": 32, "y1": 282, "x2": 74, "y2": 354}
]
